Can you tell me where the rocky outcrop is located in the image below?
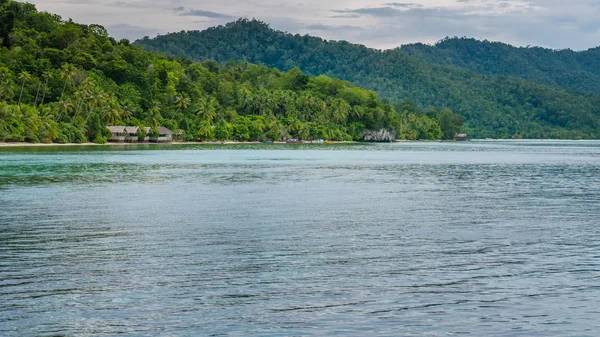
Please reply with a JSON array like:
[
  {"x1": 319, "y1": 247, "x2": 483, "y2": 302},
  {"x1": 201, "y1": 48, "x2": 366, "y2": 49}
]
[{"x1": 362, "y1": 129, "x2": 396, "y2": 142}]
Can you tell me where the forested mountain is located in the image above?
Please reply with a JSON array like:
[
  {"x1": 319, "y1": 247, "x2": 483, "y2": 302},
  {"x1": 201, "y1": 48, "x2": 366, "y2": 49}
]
[
  {"x1": 0, "y1": 1, "x2": 449, "y2": 144},
  {"x1": 402, "y1": 38, "x2": 600, "y2": 94},
  {"x1": 137, "y1": 19, "x2": 600, "y2": 139}
]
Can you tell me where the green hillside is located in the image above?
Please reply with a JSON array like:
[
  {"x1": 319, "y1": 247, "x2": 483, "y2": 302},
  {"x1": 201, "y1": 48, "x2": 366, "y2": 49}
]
[
  {"x1": 0, "y1": 1, "x2": 445, "y2": 144},
  {"x1": 136, "y1": 19, "x2": 600, "y2": 139},
  {"x1": 402, "y1": 38, "x2": 600, "y2": 94}
]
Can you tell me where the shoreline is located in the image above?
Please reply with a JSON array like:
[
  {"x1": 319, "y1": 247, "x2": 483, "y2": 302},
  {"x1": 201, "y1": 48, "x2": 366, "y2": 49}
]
[
  {"x1": 0, "y1": 141, "x2": 358, "y2": 148},
  {"x1": 1, "y1": 139, "x2": 596, "y2": 148}
]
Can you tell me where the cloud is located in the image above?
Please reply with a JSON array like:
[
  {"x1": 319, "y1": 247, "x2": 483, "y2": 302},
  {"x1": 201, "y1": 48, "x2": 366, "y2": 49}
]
[
  {"x1": 173, "y1": 6, "x2": 235, "y2": 19},
  {"x1": 304, "y1": 24, "x2": 365, "y2": 32},
  {"x1": 383, "y1": 3, "x2": 423, "y2": 8},
  {"x1": 23, "y1": 0, "x2": 600, "y2": 51},
  {"x1": 106, "y1": 23, "x2": 160, "y2": 41}
]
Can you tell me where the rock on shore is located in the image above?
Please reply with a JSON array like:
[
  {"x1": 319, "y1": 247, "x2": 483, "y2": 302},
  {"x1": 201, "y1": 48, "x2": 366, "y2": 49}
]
[{"x1": 362, "y1": 129, "x2": 396, "y2": 142}]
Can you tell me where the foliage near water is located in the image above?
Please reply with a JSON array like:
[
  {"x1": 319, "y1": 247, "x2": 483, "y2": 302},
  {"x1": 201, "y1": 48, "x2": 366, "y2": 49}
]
[
  {"x1": 137, "y1": 19, "x2": 600, "y2": 139},
  {"x1": 0, "y1": 0, "x2": 463, "y2": 144}
]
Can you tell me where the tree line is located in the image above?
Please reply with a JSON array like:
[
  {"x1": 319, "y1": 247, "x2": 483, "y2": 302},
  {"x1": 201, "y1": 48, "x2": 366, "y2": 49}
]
[
  {"x1": 0, "y1": 1, "x2": 462, "y2": 143},
  {"x1": 137, "y1": 19, "x2": 600, "y2": 139}
]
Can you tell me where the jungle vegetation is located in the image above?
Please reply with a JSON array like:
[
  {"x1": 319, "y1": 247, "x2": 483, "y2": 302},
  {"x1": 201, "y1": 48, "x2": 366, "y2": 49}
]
[
  {"x1": 137, "y1": 19, "x2": 600, "y2": 139},
  {"x1": 0, "y1": 0, "x2": 462, "y2": 144}
]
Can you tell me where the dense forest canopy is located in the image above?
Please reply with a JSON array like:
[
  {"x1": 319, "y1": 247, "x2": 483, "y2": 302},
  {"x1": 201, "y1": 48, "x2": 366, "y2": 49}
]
[
  {"x1": 402, "y1": 38, "x2": 600, "y2": 94},
  {"x1": 0, "y1": 0, "x2": 461, "y2": 144},
  {"x1": 137, "y1": 19, "x2": 600, "y2": 139}
]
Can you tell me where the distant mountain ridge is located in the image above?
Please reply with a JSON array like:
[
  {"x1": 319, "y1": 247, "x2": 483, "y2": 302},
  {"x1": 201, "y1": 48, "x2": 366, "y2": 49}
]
[
  {"x1": 135, "y1": 19, "x2": 600, "y2": 139},
  {"x1": 402, "y1": 38, "x2": 600, "y2": 94}
]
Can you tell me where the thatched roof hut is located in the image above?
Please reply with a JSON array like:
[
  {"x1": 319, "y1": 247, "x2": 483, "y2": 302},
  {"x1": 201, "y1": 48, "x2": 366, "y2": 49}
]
[{"x1": 107, "y1": 126, "x2": 126, "y2": 134}]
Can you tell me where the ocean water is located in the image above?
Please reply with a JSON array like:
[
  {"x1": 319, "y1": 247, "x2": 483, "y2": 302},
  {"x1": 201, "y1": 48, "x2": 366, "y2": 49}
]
[{"x1": 1, "y1": 141, "x2": 599, "y2": 336}]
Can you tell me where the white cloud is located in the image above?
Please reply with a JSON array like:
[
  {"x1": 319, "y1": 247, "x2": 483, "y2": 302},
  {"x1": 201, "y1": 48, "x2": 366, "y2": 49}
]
[{"x1": 23, "y1": 0, "x2": 600, "y2": 50}]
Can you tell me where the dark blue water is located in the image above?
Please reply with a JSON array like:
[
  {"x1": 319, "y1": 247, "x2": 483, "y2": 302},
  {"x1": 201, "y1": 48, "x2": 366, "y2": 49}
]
[{"x1": 1, "y1": 141, "x2": 600, "y2": 336}]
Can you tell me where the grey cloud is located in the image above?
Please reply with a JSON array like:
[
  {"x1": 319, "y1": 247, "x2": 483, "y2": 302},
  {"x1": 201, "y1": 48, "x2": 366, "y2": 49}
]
[
  {"x1": 304, "y1": 24, "x2": 364, "y2": 32},
  {"x1": 106, "y1": 23, "x2": 160, "y2": 40},
  {"x1": 25, "y1": 0, "x2": 600, "y2": 51},
  {"x1": 174, "y1": 7, "x2": 235, "y2": 19},
  {"x1": 383, "y1": 3, "x2": 423, "y2": 8},
  {"x1": 333, "y1": 7, "x2": 401, "y2": 17}
]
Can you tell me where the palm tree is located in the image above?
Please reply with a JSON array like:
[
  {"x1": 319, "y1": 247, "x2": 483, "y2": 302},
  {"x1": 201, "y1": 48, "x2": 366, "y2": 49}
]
[
  {"x1": 236, "y1": 87, "x2": 252, "y2": 114},
  {"x1": 197, "y1": 121, "x2": 214, "y2": 141},
  {"x1": 171, "y1": 94, "x2": 190, "y2": 121},
  {"x1": 40, "y1": 71, "x2": 52, "y2": 106},
  {"x1": 59, "y1": 64, "x2": 76, "y2": 98},
  {"x1": 0, "y1": 71, "x2": 12, "y2": 100},
  {"x1": 74, "y1": 80, "x2": 93, "y2": 117},
  {"x1": 330, "y1": 98, "x2": 350, "y2": 125},
  {"x1": 146, "y1": 101, "x2": 162, "y2": 126},
  {"x1": 34, "y1": 81, "x2": 41, "y2": 107},
  {"x1": 17, "y1": 71, "x2": 31, "y2": 110},
  {"x1": 196, "y1": 96, "x2": 217, "y2": 123},
  {"x1": 55, "y1": 97, "x2": 74, "y2": 122},
  {"x1": 102, "y1": 105, "x2": 121, "y2": 125},
  {"x1": 0, "y1": 104, "x2": 19, "y2": 140},
  {"x1": 84, "y1": 88, "x2": 106, "y2": 123},
  {"x1": 121, "y1": 103, "x2": 135, "y2": 121},
  {"x1": 0, "y1": 79, "x2": 13, "y2": 101}
]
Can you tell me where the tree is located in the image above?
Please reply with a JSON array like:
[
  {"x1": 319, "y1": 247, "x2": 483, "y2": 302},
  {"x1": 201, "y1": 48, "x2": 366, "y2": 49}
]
[
  {"x1": 438, "y1": 108, "x2": 464, "y2": 140},
  {"x1": 329, "y1": 98, "x2": 351, "y2": 125},
  {"x1": 197, "y1": 121, "x2": 214, "y2": 141},
  {"x1": 171, "y1": 94, "x2": 190, "y2": 121},
  {"x1": 17, "y1": 71, "x2": 31, "y2": 109},
  {"x1": 214, "y1": 119, "x2": 232, "y2": 141},
  {"x1": 146, "y1": 101, "x2": 162, "y2": 126},
  {"x1": 39, "y1": 71, "x2": 52, "y2": 106},
  {"x1": 196, "y1": 96, "x2": 217, "y2": 123},
  {"x1": 101, "y1": 101, "x2": 121, "y2": 125},
  {"x1": 59, "y1": 63, "x2": 76, "y2": 97},
  {"x1": 55, "y1": 97, "x2": 74, "y2": 121}
]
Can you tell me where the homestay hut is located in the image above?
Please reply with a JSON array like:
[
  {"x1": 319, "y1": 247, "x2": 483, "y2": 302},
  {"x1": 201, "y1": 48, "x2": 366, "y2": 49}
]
[
  {"x1": 106, "y1": 126, "x2": 174, "y2": 143},
  {"x1": 455, "y1": 134, "x2": 468, "y2": 141},
  {"x1": 107, "y1": 126, "x2": 126, "y2": 142},
  {"x1": 144, "y1": 127, "x2": 174, "y2": 142},
  {"x1": 125, "y1": 126, "x2": 139, "y2": 142}
]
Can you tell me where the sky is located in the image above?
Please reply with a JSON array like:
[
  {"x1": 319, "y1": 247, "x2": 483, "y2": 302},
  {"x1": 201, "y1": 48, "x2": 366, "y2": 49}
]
[{"x1": 24, "y1": 0, "x2": 600, "y2": 50}]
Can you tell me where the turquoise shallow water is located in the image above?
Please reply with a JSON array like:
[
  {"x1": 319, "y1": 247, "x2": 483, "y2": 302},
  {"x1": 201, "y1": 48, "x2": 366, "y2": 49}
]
[{"x1": 1, "y1": 141, "x2": 600, "y2": 336}]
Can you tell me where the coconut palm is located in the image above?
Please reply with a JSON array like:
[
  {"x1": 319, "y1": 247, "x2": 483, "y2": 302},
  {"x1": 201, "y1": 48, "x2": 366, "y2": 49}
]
[
  {"x1": 17, "y1": 71, "x2": 32, "y2": 110},
  {"x1": 84, "y1": 88, "x2": 106, "y2": 123},
  {"x1": 121, "y1": 103, "x2": 135, "y2": 121},
  {"x1": 59, "y1": 64, "x2": 77, "y2": 97},
  {"x1": 40, "y1": 71, "x2": 52, "y2": 106},
  {"x1": 171, "y1": 94, "x2": 190, "y2": 121},
  {"x1": 0, "y1": 104, "x2": 20, "y2": 140},
  {"x1": 197, "y1": 121, "x2": 214, "y2": 141},
  {"x1": 146, "y1": 101, "x2": 162, "y2": 126},
  {"x1": 196, "y1": 96, "x2": 218, "y2": 123},
  {"x1": 34, "y1": 81, "x2": 42, "y2": 107},
  {"x1": 330, "y1": 98, "x2": 350, "y2": 125},
  {"x1": 55, "y1": 97, "x2": 74, "y2": 121},
  {"x1": 0, "y1": 76, "x2": 13, "y2": 100},
  {"x1": 74, "y1": 80, "x2": 93, "y2": 117},
  {"x1": 101, "y1": 99, "x2": 121, "y2": 125}
]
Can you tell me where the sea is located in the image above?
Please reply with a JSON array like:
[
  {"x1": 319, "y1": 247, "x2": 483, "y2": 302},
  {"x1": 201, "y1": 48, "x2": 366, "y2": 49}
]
[{"x1": 1, "y1": 141, "x2": 599, "y2": 336}]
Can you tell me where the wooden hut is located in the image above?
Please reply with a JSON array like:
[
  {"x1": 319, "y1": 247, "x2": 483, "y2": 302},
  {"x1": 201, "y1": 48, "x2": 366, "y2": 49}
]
[
  {"x1": 106, "y1": 126, "x2": 126, "y2": 142},
  {"x1": 158, "y1": 127, "x2": 174, "y2": 142},
  {"x1": 125, "y1": 126, "x2": 140, "y2": 142},
  {"x1": 144, "y1": 127, "x2": 174, "y2": 142},
  {"x1": 455, "y1": 133, "x2": 467, "y2": 141}
]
